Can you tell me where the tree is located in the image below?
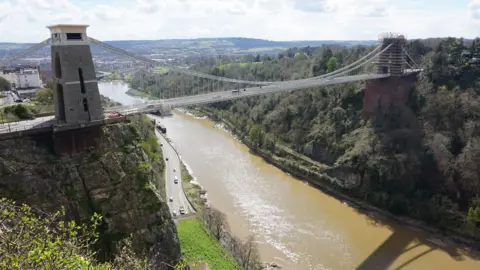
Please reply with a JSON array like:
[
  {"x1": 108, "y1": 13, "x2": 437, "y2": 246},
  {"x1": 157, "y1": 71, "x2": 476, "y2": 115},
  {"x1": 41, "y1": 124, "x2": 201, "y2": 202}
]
[
  {"x1": 45, "y1": 78, "x2": 56, "y2": 90},
  {"x1": 239, "y1": 235, "x2": 260, "y2": 270},
  {"x1": 200, "y1": 208, "x2": 228, "y2": 241},
  {"x1": 248, "y1": 125, "x2": 264, "y2": 148},
  {"x1": 0, "y1": 77, "x2": 11, "y2": 91},
  {"x1": 211, "y1": 208, "x2": 228, "y2": 240},
  {"x1": 34, "y1": 87, "x2": 54, "y2": 104},
  {"x1": 326, "y1": 56, "x2": 338, "y2": 73},
  {"x1": 0, "y1": 198, "x2": 104, "y2": 269}
]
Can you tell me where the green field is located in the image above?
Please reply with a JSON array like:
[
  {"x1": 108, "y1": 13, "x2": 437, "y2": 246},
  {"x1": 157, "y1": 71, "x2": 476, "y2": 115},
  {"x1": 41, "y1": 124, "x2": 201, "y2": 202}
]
[
  {"x1": 245, "y1": 46, "x2": 287, "y2": 52},
  {"x1": 218, "y1": 61, "x2": 263, "y2": 69},
  {"x1": 153, "y1": 66, "x2": 170, "y2": 75},
  {"x1": 177, "y1": 219, "x2": 241, "y2": 270}
]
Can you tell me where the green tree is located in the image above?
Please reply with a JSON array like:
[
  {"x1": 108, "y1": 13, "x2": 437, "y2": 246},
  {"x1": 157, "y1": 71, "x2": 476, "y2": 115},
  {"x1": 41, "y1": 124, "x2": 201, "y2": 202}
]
[
  {"x1": 0, "y1": 198, "x2": 105, "y2": 269},
  {"x1": 34, "y1": 87, "x2": 54, "y2": 104},
  {"x1": 248, "y1": 125, "x2": 264, "y2": 148},
  {"x1": 326, "y1": 56, "x2": 338, "y2": 73},
  {"x1": 45, "y1": 78, "x2": 56, "y2": 90},
  {"x1": 0, "y1": 77, "x2": 11, "y2": 91},
  {"x1": 3, "y1": 104, "x2": 34, "y2": 119}
]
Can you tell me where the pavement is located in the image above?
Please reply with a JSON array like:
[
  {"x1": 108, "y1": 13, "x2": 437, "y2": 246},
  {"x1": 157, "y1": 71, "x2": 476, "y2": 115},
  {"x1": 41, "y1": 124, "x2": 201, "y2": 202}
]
[
  {"x1": 0, "y1": 115, "x2": 55, "y2": 134},
  {"x1": 151, "y1": 117, "x2": 195, "y2": 218}
]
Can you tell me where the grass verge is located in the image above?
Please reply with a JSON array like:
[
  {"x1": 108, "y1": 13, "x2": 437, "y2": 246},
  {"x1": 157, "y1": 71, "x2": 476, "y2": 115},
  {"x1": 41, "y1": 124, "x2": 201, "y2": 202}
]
[
  {"x1": 180, "y1": 162, "x2": 205, "y2": 210},
  {"x1": 177, "y1": 219, "x2": 241, "y2": 270}
]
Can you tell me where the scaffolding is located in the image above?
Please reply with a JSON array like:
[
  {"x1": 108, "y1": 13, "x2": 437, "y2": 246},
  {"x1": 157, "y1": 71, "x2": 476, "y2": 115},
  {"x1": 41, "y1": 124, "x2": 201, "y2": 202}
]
[{"x1": 376, "y1": 33, "x2": 406, "y2": 76}]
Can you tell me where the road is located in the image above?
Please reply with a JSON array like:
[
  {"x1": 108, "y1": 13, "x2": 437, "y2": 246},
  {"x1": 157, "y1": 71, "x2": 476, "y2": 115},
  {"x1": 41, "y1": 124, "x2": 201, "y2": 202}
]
[
  {"x1": 163, "y1": 73, "x2": 391, "y2": 108},
  {"x1": 151, "y1": 115, "x2": 195, "y2": 217},
  {"x1": 0, "y1": 91, "x2": 19, "y2": 107}
]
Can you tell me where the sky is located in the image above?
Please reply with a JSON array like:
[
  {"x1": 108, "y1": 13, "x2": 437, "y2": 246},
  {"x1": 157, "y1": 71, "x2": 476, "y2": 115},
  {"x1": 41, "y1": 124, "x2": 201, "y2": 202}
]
[{"x1": 0, "y1": 0, "x2": 480, "y2": 42}]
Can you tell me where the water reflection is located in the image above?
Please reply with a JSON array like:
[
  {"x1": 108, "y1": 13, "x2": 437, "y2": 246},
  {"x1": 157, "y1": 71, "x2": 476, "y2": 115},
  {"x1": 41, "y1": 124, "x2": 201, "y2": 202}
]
[{"x1": 98, "y1": 81, "x2": 147, "y2": 105}]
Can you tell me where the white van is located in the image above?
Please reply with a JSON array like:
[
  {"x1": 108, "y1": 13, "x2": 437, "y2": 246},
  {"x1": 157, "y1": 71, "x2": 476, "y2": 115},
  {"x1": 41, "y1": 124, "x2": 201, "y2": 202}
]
[{"x1": 174, "y1": 176, "x2": 178, "y2": 184}]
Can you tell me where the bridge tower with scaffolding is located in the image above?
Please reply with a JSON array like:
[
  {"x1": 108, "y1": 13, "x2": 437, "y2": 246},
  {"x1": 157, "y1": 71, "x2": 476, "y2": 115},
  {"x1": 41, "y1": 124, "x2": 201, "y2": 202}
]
[
  {"x1": 363, "y1": 33, "x2": 416, "y2": 118},
  {"x1": 376, "y1": 33, "x2": 407, "y2": 76},
  {"x1": 48, "y1": 24, "x2": 103, "y2": 125}
]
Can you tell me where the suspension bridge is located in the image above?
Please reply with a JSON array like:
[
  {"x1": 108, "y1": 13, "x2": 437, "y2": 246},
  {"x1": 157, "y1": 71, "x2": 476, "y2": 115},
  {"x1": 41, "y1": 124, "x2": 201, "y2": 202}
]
[{"x1": 0, "y1": 25, "x2": 421, "y2": 151}]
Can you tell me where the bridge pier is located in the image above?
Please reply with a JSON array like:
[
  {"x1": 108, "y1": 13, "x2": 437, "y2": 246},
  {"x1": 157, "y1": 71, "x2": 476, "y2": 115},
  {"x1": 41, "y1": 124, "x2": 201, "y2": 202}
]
[
  {"x1": 362, "y1": 73, "x2": 418, "y2": 118},
  {"x1": 52, "y1": 126, "x2": 101, "y2": 156},
  {"x1": 362, "y1": 33, "x2": 416, "y2": 118}
]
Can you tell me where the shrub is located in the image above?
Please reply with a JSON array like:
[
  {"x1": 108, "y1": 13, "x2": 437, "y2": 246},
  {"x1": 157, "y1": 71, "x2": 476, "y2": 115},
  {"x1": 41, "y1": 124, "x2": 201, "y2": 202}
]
[{"x1": 0, "y1": 198, "x2": 105, "y2": 269}]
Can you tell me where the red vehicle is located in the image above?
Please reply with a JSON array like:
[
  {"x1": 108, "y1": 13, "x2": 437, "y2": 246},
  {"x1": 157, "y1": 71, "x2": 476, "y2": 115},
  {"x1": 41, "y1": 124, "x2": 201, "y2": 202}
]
[{"x1": 108, "y1": 112, "x2": 123, "y2": 118}]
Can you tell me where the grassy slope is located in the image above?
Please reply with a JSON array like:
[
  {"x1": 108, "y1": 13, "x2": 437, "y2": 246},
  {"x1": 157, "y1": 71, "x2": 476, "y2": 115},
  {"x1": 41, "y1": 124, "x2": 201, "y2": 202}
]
[{"x1": 177, "y1": 219, "x2": 241, "y2": 270}]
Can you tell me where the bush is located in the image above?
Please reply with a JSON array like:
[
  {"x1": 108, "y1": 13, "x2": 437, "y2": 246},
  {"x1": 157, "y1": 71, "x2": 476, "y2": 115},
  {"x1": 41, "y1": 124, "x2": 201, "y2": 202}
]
[
  {"x1": 0, "y1": 198, "x2": 105, "y2": 269},
  {"x1": 33, "y1": 87, "x2": 54, "y2": 104},
  {"x1": 2, "y1": 104, "x2": 34, "y2": 120}
]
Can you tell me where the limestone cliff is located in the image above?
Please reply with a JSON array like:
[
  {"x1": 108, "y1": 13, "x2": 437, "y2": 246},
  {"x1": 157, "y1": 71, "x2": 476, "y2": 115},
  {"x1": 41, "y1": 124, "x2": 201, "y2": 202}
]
[{"x1": 0, "y1": 116, "x2": 181, "y2": 264}]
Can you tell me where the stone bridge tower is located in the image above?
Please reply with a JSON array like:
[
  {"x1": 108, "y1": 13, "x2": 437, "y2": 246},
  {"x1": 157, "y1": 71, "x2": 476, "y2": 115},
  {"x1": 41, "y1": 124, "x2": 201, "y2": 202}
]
[
  {"x1": 362, "y1": 33, "x2": 417, "y2": 118},
  {"x1": 376, "y1": 33, "x2": 407, "y2": 76},
  {"x1": 48, "y1": 24, "x2": 103, "y2": 125}
]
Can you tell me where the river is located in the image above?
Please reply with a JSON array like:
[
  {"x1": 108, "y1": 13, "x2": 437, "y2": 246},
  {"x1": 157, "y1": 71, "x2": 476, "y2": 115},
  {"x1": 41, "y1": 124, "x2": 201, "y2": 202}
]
[{"x1": 99, "y1": 81, "x2": 480, "y2": 270}]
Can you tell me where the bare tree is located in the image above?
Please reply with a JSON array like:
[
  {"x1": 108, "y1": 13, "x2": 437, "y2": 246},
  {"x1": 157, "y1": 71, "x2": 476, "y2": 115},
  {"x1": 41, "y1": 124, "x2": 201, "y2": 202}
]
[{"x1": 210, "y1": 208, "x2": 229, "y2": 240}]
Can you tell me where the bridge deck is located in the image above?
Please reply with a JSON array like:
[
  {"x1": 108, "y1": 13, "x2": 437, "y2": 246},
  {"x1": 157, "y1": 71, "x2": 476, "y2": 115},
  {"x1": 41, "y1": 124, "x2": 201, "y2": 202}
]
[{"x1": 0, "y1": 72, "x2": 421, "y2": 139}]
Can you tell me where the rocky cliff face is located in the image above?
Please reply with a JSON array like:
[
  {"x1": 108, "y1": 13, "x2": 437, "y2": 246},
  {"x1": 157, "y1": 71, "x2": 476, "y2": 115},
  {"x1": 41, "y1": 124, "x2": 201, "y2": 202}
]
[{"x1": 0, "y1": 116, "x2": 181, "y2": 264}]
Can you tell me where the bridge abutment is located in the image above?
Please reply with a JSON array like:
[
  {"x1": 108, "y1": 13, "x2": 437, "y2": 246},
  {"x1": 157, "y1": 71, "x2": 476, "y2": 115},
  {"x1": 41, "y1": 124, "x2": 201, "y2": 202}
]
[
  {"x1": 362, "y1": 73, "x2": 418, "y2": 118},
  {"x1": 362, "y1": 33, "x2": 417, "y2": 118},
  {"x1": 52, "y1": 126, "x2": 101, "y2": 156}
]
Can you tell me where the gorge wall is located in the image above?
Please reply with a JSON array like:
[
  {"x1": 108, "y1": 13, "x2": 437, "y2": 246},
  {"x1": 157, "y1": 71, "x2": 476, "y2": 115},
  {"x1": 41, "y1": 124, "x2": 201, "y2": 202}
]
[{"x1": 0, "y1": 116, "x2": 181, "y2": 264}]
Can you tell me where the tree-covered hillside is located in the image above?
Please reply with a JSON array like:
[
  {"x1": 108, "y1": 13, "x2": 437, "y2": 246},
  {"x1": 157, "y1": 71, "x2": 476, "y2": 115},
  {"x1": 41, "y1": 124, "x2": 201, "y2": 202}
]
[{"x1": 130, "y1": 38, "x2": 480, "y2": 239}]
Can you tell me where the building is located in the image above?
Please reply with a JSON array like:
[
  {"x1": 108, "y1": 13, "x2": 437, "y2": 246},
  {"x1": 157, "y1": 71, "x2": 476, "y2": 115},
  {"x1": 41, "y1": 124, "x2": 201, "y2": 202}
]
[
  {"x1": 0, "y1": 66, "x2": 42, "y2": 89},
  {"x1": 0, "y1": 69, "x2": 17, "y2": 87}
]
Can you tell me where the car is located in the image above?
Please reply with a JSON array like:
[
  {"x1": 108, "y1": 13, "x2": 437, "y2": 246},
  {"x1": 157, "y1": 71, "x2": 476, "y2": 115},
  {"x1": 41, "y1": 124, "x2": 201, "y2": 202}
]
[
  {"x1": 166, "y1": 157, "x2": 169, "y2": 161},
  {"x1": 174, "y1": 179, "x2": 178, "y2": 184},
  {"x1": 173, "y1": 169, "x2": 176, "y2": 172},
  {"x1": 160, "y1": 143, "x2": 163, "y2": 146},
  {"x1": 147, "y1": 105, "x2": 154, "y2": 108},
  {"x1": 179, "y1": 206, "x2": 185, "y2": 215},
  {"x1": 108, "y1": 112, "x2": 123, "y2": 118},
  {"x1": 169, "y1": 197, "x2": 173, "y2": 202},
  {"x1": 172, "y1": 211, "x2": 177, "y2": 216}
]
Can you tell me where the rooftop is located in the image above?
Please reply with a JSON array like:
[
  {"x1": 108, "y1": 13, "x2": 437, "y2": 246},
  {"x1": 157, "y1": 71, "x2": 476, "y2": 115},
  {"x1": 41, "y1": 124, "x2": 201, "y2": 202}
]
[{"x1": 47, "y1": 24, "x2": 89, "y2": 33}]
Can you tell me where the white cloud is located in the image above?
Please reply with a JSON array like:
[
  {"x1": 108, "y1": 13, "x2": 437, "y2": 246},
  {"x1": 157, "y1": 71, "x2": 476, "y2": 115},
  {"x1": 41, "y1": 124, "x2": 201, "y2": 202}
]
[
  {"x1": 469, "y1": 0, "x2": 480, "y2": 19},
  {"x1": 0, "y1": 0, "x2": 479, "y2": 42}
]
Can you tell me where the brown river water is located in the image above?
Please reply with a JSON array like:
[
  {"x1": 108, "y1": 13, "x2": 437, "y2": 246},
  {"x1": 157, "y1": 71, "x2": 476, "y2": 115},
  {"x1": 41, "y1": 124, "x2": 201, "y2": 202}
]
[{"x1": 99, "y1": 82, "x2": 480, "y2": 270}]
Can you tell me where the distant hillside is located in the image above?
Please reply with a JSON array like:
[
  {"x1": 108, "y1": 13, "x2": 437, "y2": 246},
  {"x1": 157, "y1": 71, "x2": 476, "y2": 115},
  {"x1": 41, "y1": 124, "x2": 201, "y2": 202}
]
[
  {"x1": 101, "y1": 37, "x2": 377, "y2": 50},
  {"x1": 0, "y1": 37, "x2": 377, "y2": 55}
]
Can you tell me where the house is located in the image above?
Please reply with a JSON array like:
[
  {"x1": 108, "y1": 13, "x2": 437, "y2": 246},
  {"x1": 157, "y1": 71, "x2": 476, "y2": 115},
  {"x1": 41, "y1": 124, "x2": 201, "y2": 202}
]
[{"x1": 0, "y1": 66, "x2": 42, "y2": 89}]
